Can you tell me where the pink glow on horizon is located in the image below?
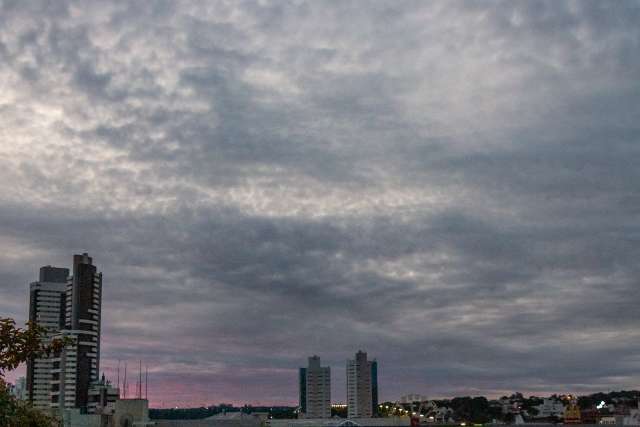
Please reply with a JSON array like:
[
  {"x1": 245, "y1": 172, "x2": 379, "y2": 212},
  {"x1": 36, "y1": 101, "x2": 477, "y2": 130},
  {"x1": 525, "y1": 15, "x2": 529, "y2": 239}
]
[
  {"x1": 4, "y1": 363, "x2": 297, "y2": 408},
  {"x1": 98, "y1": 364, "x2": 298, "y2": 408}
]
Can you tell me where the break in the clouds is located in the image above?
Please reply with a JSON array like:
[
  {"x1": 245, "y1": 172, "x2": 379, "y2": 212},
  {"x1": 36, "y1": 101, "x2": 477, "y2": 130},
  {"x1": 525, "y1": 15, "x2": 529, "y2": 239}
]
[{"x1": 1, "y1": 0, "x2": 640, "y2": 407}]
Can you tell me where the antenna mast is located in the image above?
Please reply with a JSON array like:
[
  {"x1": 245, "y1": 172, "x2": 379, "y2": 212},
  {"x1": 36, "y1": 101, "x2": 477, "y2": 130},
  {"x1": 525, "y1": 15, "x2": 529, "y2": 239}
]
[
  {"x1": 145, "y1": 364, "x2": 148, "y2": 400},
  {"x1": 123, "y1": 362, "x2": 128, "y2": 399}
]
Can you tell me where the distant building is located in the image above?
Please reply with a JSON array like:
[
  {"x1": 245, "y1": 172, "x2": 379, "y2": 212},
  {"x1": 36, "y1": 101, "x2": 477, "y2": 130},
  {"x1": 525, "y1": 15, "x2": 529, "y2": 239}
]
[
  {"x1": 26, "y1": 265, "x2": 69, "y2": 409},
  {"x1": 62, "y1": 398, "x2": 153, "y2": 427},
  {"x1": 113, "y1": 399, "x2": 153, "y2": 427},
  {"x1": 347, "y1": 350, "x2": 374, "y2": 418},
  {"x1": 304, "y1": 356, "x2": 331, "y2": 418},
  {"x1": 299, "y1": 367, "x2": 307, "y2": 415},
  {"x1": 400, "y1": 395, "x2": 429, "y2": 404},
  {"x1": 534, "y1": 398, "x2": 565, "y2": 418},
  {"x1": 499, "y1": 397, "x2": 521, "y2": 415},
  {"x1": 10, "y1": 376, "x2": 27, "y2": 400},
  {"x1": 371, "y1": 360, "x2": 378, "y2": 416}
]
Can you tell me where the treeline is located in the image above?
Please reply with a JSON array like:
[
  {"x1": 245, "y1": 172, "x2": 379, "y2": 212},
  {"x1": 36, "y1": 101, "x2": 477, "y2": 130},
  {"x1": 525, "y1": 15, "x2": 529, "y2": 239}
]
[{"x1": 149, "y1": 404, "x2": 297, "y2": 420}]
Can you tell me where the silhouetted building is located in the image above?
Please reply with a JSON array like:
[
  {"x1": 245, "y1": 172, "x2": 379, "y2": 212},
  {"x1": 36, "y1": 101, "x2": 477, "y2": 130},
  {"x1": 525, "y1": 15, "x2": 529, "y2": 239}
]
[
  {"x1": 371, "y1": 359, "x2": 378, "y2": 416},
  {"x1": 299, "y1": 367, "x2": 307, "y2": 414}
]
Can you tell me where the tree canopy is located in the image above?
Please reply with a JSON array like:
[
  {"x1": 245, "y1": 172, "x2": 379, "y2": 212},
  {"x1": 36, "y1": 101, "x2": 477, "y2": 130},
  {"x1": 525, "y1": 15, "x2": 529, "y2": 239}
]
[{"x1": 0, "y1": 317, "x2": 69, "y2": 427}]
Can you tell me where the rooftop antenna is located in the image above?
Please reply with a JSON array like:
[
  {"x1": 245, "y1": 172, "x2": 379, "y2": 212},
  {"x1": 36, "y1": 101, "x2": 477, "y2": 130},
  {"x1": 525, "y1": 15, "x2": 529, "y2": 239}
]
[
  {"x1": 117, "y1": 360, "x2": 121, "y2": 397},
  {"x1": 123, "y1": 362, "x2": 128, "y2": 399},
  {"x1": 145, "y1": 364, "x2": 148, "y2": 400},
  {"x1": 138, "y1": 360, "x2": 142, "y2": 399}
]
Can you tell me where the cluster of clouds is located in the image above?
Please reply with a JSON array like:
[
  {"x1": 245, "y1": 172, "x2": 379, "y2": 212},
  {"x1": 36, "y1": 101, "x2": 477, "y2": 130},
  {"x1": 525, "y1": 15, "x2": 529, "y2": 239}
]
[{"x1": 1, "y1": 0, "x2": 639, "y2": 406}]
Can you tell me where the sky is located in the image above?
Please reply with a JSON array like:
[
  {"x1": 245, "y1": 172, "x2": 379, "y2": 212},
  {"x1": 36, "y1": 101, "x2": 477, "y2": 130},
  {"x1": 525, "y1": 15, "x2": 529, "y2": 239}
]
[{"x1": 1, "y1": 0, "x2": 639, "y2": 408}]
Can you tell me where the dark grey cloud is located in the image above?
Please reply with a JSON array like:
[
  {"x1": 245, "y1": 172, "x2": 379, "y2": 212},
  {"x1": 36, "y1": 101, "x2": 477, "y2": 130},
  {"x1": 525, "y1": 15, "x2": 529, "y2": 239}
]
[{"x1": 1, "y1": 0, "x2": 639, "y2": 406}]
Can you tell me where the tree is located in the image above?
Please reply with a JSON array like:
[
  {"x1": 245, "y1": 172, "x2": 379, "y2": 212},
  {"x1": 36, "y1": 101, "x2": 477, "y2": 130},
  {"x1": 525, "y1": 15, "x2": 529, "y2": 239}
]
[{"x1": 0, "y1": 317, "x2": 70, "y2": 427}]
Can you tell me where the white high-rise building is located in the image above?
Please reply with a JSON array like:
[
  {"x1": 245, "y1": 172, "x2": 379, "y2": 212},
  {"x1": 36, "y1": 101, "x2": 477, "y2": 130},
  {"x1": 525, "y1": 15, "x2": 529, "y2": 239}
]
[
  {"x1": 347, "y1": 350, "x2": 372, "y2": 418},
  {"x1": 305, "y1": 356, "x2": 331, "y2": 418},
  {"x1": 26, "y1": 266, "x2": 69, "y2": 409}
]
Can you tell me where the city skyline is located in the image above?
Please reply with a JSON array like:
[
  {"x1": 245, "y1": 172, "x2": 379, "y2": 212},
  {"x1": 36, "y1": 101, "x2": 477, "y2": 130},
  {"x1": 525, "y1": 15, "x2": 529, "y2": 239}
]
[{"x1": 1, "y1": 0, "x2": 640, "y2": 409}]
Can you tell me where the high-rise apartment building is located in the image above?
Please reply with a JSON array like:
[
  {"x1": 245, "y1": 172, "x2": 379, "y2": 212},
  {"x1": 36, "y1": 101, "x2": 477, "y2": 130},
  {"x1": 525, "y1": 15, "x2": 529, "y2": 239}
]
[
  {"x1": 347, "y1": 350, "x2": 375, "y2": 418},
  {"x1": 26, "y1": 266, "x2": 69, "y2": 409},
  {"x1": 299, "y1": 367, "x2": 307, "y2": 414},
  {"x1": 26, "y1": 254, "x2": 103, "y2": 413},
  {"x1": 371, "y1": 359, "x2": 378, "y2": 416},
  {"x1": 303, "y1": 356, "x2": 331, "y2": 418},
  {"x1": 54, "y1": 253, "x2": 103, "y2": 411}
]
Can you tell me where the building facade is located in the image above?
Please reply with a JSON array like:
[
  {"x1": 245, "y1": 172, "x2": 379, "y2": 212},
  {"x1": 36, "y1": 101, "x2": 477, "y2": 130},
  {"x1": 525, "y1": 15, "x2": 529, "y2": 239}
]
[
  {"x1": 53, "y1": 253, "x2": 103, "y2": 411},
  {"x1": 347, "y1": 351, "x2": 373, "y2": 418},
  {"x1": 26, "y1": 266, "x2": 69, "y2": 409},
  {"x1": 304, "y1": 356, "x2": 331, "y2": 418},
  {"x1": 87, "y1": 375, "x2": 120, "y2": 415},
  {"x1": 534, "y1": 398, "x2": 565, "y2": 418}
]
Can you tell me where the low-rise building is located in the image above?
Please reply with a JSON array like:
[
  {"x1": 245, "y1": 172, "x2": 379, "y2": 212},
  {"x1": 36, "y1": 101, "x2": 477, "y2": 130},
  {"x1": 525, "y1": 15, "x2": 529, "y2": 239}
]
[
  {"x1": 154, "y1": 412, "x2": 264, "y2": 427},
  {"x1": 60, "y1": 398, "x2": 153, "y2": 427},
  {"x1": 87, "y1": 376, "x2": 120, "y2": 415},
  {"x1": 533, "y1": 398, "x2": 565, "y2": 418},
  {"x1": 399, "y1": 395, "x2": 428, "y2": 405},
  {"x1": 10, "y1": 376, "x2": 27, "y2": 400}
]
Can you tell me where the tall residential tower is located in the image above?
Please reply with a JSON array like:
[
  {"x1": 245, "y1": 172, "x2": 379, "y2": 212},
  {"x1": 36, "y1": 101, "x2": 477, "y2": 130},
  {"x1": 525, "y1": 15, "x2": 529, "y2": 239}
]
[
  {"x1": 26, "y1": 266, "x2": 69, "y2": 409},
  {"x1": 299, "y1": 367, "x2": 307, "y2": 414},
  {"x1": 303, "y1": 356, "x2": 331, "y2": 418},
  {"x1": 54, "y1": 253, "x2": 103, "y2": 411},
  {"x1": 347, "y1": 350, "x2": 377, "y2": 418}
]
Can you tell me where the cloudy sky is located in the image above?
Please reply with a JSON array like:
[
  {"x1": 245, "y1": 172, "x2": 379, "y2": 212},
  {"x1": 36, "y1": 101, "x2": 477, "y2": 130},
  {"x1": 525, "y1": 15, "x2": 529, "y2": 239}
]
[{"x1": 1, "y1": 0, "x2": 639, "y2": 407}]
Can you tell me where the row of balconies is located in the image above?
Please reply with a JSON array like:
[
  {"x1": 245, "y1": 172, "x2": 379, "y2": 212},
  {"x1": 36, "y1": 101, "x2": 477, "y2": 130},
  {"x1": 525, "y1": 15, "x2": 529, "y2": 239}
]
[
  {"x1": 36, "y1": 314, "x2": 62, "y2": 321},
  {"x1": 35, "y1": 305, "x2": 61, "y2": 312},
  {"x1": 35, "y1": 302, "x2": 61, "y2": 309},
  {"x1": 36, "y1": 294, "x2": 62, "y2": 300}
]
